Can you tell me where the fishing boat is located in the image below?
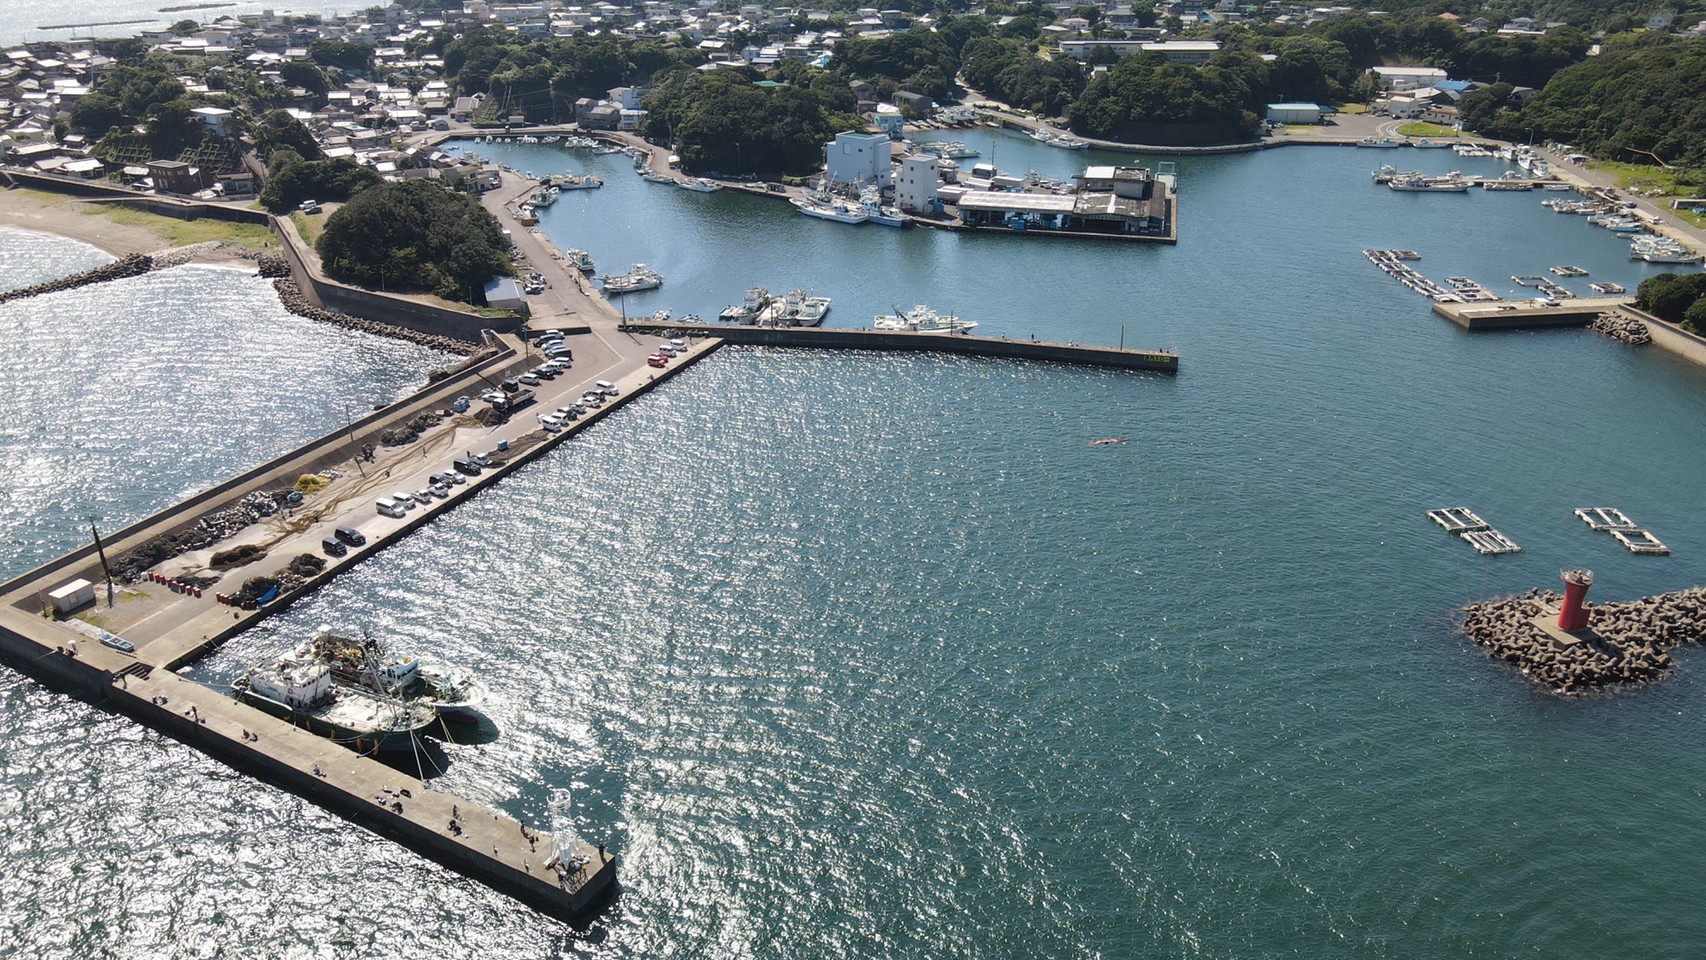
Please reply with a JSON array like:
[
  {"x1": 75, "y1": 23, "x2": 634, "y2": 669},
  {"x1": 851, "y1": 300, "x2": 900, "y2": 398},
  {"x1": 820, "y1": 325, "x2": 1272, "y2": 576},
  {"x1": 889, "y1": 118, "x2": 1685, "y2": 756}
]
[
  {"x1": 791, "y1": 195, "x2": 868, "y2": 224},
  {"x1": 720, "y1": 286, "x2": 770, "y2": 322},
  {"x1": 859, "y1": 186, "x2": 912, "y2": 227},
  {"x1": 1047, "y1": 134, "x2": 1089, "y2": 149},
  {"x1": 532, "y1": 185, "x2": 559, "y2": 206},
  {"x1": 558, "y1": 173, "x2": 603, "y2": 190},
  {"x1": 921, "y1": 140, "x2": 980, "y2": 159},
  {"x1": 1413, "y1": 138, "x2": 1452, "y2": 148},
  {"x1": 564, "y1": 248, "x2": 596, "y2": 273},
  {"x1": 599, "y1": 264, "x2": 663, "y2": 293},
  {"x1": 1356, "y1": 137, "x2": 1403, "y2": 148},
  {"x1": 1630, "y1": 238, "x2": 1703, "y2": 263},
  {"x1": 1388, "y1": 173, "x2": 1472, "y2": 192},
  {"x1": 755, "y1": 289, "x2": 830, "y2": 326},
  {"x1": 307, "y1": 626, "x2": 488, "y2": 723},
  {"x1": 873, "y1": 304, "x2": 977, "y2": 333},
  {"x1": 678, "y1": 177, "x2": 723, "y2": 193},
  {"x1": 233, "y1": 647, "x2": 438, "y2": 753},
  {"x1": 639, "y1": 169, "x2": 678, "y2": 185}
]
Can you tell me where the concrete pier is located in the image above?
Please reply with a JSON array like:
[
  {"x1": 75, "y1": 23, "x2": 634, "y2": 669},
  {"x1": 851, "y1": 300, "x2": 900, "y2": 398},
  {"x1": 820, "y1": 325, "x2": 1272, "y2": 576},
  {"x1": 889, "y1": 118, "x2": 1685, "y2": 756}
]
[
  {"x1": 619, "y1": 320, "x2": 1179, "y2": 372},
  {"x1": 1432, "y1": 295, "x2": 1634, "y2": 331},
  {"x1": 0, "y1": 321, "x2": 724, "y2": 922}
]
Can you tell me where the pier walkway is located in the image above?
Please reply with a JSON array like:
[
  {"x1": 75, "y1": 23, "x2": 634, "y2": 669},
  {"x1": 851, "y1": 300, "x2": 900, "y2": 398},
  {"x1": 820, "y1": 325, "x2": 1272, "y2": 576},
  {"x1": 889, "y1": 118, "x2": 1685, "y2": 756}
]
[{"x1": 619, "y1": 320, "x2": 1179, "y2": 372}]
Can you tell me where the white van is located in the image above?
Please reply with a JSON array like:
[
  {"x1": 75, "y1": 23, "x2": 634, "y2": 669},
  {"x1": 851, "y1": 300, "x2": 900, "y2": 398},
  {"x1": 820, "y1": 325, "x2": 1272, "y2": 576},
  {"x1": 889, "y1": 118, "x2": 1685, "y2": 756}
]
[
  {"x1": 375, "y1": 498, "x2": 406, "y2": 519},
  {"x1": 392, "y1": 491, "x2": 416, "y2": 508},
  {"x1": 595, "y1": 379, "x2": 619, "y2": 396}
]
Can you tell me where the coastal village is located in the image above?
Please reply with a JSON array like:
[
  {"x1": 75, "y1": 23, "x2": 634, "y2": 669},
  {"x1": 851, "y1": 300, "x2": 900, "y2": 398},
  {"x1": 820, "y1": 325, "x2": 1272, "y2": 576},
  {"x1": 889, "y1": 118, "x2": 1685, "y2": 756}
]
[
  {"x1": 7, "y1": 0, "x2": 1706, "y2": 943},
  {"x1": 3, "y1": 0, "x2": 1702, "y2": 244}
]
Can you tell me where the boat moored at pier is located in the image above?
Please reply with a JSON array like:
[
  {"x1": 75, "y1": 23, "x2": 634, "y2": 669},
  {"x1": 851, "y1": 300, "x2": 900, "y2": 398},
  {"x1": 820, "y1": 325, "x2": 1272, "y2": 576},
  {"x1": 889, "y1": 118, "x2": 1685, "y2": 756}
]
[
  {"x1": 874, "y1": 304, "x2": 977, "y2": 333},
  {"x1": 233, "y1": 648, "x2": 439, "y2": 753}
]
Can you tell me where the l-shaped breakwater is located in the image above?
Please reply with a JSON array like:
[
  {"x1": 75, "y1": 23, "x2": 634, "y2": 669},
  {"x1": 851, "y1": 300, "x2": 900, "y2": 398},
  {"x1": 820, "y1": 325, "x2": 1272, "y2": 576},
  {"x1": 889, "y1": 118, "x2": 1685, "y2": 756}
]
[
  {"x1": 0, "y1": 329, "x2": 733, "y2": 923},
  {"x1": 619, "y1": 320, "x2": 1180, "y2": 373}
]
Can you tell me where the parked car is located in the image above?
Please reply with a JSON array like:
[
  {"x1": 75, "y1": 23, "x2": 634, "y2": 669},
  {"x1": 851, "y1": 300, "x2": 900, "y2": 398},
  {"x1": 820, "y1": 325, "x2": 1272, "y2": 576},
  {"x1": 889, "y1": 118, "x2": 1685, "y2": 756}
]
[
  {"x1": 391, "y1": 491, "x2": 416, "y2": 508},
  {"x1": 322, "y1": 536, "x2": 348, "y2": 557},
  {"x1": 333, "y1": 526, "x2": 367, "y2": 547},
  {"x1": 519, "y1": 373, "x2": 541, "y2": 386}
]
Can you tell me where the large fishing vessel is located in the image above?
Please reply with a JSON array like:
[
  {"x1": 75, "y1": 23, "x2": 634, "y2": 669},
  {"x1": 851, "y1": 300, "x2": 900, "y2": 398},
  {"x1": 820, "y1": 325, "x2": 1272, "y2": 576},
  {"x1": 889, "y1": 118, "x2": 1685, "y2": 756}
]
[
  {"x1": 599, "y1": 264, "x2": 663, "y2": 293},
  {"x1": 791, "y1": 195, "x2": 868, "y2": 224},
  {"x1": 874, "y1": 304, "x2": 977, "y2": 333},
  {"x1": 307, "y1": 626, "x2": 488, "y2": 723},
  {"x1": 233, "y1": 647, "x2": 438, "y2": 753}
]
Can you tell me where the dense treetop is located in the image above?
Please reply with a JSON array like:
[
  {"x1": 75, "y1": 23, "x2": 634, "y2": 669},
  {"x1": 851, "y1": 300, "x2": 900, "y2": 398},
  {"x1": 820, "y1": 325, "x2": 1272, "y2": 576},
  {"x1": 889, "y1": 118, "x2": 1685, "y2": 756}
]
[
  {"x1": 641, "y1": 65, "x2": 861, "y2": 174},
  {"x1": 315, "y1": 179, "x2": 513, "y2": 304}
]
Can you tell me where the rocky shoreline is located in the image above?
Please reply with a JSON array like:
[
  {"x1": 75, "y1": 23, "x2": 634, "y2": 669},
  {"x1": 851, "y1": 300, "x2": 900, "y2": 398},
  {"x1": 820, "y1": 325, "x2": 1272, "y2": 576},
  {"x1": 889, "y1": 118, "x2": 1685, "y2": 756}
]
[{"x1": 1460, "y1": 587, "x2": 1706, "y2": 693}]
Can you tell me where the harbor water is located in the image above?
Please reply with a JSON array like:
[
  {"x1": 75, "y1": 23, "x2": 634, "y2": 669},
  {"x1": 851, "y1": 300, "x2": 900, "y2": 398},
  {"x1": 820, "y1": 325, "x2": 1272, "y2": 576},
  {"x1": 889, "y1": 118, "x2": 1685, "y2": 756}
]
[{"x1": 7, "y1": 138, "x2": 1706, "y2": 958}]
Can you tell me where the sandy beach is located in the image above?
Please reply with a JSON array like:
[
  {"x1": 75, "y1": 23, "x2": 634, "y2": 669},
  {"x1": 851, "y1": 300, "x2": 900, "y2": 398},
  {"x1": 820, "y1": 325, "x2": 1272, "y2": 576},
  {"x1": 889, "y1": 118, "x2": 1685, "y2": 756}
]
[{"x1": 0, "y1": 186, "x2": 264, "y2": 262}]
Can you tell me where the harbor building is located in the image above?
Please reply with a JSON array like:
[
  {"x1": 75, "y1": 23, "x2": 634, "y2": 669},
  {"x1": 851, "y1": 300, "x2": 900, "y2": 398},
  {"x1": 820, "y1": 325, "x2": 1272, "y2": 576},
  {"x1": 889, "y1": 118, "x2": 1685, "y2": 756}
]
[
  {"x1": 1265, "y1": 102, "x2": 1322, "y2": 125},
  {"x1": 824, "y1": 131, "x2": 893, "y2": 190},
  {"x1": 895, "y1": 154, "x2": 938, "y2": 213},
  {"x1": 955, "y1": 165, "x2": 1170, "y2": 237},
  {"x1": 1058, "y1": 39, "x2": 1221, "y2": 64}
]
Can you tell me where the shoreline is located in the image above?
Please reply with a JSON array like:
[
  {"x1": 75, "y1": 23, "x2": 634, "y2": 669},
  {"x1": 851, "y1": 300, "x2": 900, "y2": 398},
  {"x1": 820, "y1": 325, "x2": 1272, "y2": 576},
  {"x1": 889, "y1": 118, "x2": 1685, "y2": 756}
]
[{"x1": 0, "y1": 191, "x2": 263, "y2": 266}]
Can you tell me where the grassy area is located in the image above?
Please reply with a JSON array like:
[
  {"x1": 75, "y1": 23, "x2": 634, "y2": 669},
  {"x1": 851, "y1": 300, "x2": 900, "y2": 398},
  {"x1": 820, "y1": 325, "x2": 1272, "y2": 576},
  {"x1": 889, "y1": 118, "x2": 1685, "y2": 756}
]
[
  {"x1": 83, "y1": 203, "x2": 275, "y2": 247},
  {"x1": 1588, "y1": 159, "x2": 1706, "y2": 228},
  {"x1": 1397, "y1": 122, "x2": 1459, "y2": 138},
  {"x1": 290, "y1": 209, "x2": 328, "y2": 245},
  {"x1": 1334, "y1": 103, "x2": 1370, "y2": 115},
  {"x1": 1279, "y1": 124, "x2": 1332, "y2": 137},
  {"x1": 14, "y1": 187, "x2": 80, "y2": 207}
]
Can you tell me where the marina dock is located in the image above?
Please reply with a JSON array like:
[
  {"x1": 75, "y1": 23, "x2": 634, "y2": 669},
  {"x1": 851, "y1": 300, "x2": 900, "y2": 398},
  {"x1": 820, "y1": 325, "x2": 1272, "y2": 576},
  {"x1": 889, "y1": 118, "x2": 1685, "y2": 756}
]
[{"x1": 618, "y1": 320, "x2": 1179, "y2": 372}]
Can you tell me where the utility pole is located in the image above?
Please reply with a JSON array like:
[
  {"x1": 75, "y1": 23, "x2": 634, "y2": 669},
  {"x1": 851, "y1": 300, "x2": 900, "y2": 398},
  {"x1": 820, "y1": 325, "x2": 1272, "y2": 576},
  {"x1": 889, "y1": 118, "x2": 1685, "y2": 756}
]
[{"x1": 89, "y1": 518, "x2": 115, "y2": 607}]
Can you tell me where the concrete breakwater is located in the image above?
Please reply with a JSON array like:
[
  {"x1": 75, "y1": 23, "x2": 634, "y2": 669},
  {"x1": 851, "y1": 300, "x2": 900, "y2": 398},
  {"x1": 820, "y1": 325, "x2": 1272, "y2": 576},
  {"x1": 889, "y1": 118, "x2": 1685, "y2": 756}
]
[
  {"x1": 269, "y1": 272, "x2": 479, "y2": 356},
  {"x1": 0, "y1": 251, "x2": 152, "y2": 302},
  {"x1": 1460, "y1": 588, "x2": 1706, "y2": 692},
  {"x1": 1590, "y1": 310, "x2": 1651, "y2": 345}
]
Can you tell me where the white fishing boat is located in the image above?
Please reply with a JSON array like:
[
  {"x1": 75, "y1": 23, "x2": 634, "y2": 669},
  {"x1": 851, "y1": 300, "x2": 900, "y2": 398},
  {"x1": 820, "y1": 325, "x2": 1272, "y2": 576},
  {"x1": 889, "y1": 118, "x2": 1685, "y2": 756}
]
[
  {"x1": 756, "y1": 289, "x2": 831, "y2": 326},
  {"x1": 564, "y1": 248, "x2": 595, "y2": 273},
  {"x1": 720, "y1": 286, "x2": 770, "y2": 322},
  {"x1": 859, "y1": 186, "x2": 912, "y2": 227},
  {"x1": 1388, "y1": 173, "x2": 1472, "y2": 192},
  {"x1": 558, "y1": 173, "x2": 603, "y2": 190},
  {"x1": 532, "y1": 185, "x2": 559, "y2": 206},
  {"x1": 599, "y1": 264, "x2": 663, "y2": 293},
  {"x1": 873, "y1": 304, "x2": 977, "y2": 333},
  {"x1": 791, "y1": 195, "x2": 868, "y2": 224},
  {"x1": 1047, "y1": 134, "x2": 1089, "y2": 149},
  {"x1": 678, "y1": 177, "x2": 723, "y2": 193}
]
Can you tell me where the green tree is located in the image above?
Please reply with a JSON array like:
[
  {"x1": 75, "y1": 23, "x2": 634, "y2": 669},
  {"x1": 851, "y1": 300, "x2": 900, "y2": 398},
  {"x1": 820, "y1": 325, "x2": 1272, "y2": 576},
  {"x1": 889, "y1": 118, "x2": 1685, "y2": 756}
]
[
  {"x1": 1684, "y1": 295, "x2": 1706, "y2": 334},
  {"x1": 70, "y1": 92, "x2": 129, "y2": 135},
  {"x1": 316, "y1": 179, "x2": 511, "y2": 303},
  {"x1": 1638, "y1": 273, "x2": 1706, "y2": 323}
]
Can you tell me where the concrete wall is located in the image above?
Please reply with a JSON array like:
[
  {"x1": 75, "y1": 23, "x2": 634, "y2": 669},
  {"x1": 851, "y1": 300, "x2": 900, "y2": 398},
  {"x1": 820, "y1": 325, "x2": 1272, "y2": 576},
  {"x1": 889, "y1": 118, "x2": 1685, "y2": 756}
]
[
  {"x1": 0, "y1": 344, "x2": 526, "y2": 601},
  {"x1": 1625, "y1": 305, "x2": 1706, "y2": 367},
  {"x1": 272, "y1": 216, "x2": 522, "y2": 340}
]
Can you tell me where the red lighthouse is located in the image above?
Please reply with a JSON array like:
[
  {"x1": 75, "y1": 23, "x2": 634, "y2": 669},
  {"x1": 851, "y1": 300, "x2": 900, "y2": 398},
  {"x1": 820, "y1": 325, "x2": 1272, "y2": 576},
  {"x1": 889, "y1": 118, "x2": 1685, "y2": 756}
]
[{"x1": 1558, "y1": 569, "x2": 1593, "y2": 631}]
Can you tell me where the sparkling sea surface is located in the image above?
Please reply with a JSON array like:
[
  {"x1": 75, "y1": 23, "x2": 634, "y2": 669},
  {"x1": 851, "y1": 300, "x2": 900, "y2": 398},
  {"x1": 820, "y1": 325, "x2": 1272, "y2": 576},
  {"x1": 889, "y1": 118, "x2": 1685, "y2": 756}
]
[
  {"x1": 0, "y1": 0, "x2": 361, "y2": 45},
  {"x1": 7, "y1": 139, "x2": 1706, "y2": 958}
]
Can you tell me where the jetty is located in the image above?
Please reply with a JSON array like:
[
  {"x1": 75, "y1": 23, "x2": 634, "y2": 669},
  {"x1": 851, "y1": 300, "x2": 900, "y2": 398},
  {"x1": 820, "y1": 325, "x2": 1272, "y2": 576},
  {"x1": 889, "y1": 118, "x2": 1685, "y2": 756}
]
[
  {"x1": 618, "y1": 319, "x2": 1179, "y2": 373},
  {"x1": 1431, "y1": 295, "x2": 1635, "y2": 331},
  {"x1": 0, "y1": 324, "x2": 728, "y2": 920},
  {"x1": 1461, "y1": 585, "x2": 1706, "y2": 693}
]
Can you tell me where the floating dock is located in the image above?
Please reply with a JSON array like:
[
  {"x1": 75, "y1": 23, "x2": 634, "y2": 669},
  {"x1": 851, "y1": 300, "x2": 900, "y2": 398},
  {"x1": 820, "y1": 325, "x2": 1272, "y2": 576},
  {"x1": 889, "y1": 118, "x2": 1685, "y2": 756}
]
[
  {"x1": 1575, "y1": 506, "x2": 1669, "y2": 554},
  {"x1": 1429, "y1": 506, "x2": 1489, "y2": 533},
  {"x1": 1461, "y1": 529, "x2": 1522, "y2": 555},
  {"x1": 619, "y1": 320, "x2": 1179, "y2": 373},
  {"x1": 1575, "y1": 506, "x2": 1637, "y2": 531},
  {"x1": 1612, "y1": 529, "x2": 1671, "y2": 555}
]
